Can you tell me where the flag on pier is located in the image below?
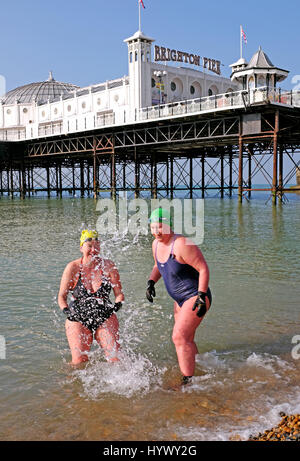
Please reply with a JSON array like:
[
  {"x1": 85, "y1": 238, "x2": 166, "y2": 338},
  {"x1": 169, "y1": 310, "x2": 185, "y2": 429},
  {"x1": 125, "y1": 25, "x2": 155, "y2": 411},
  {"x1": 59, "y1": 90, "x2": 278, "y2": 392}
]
[
  {"x1": 241, "y1": 26, "x2": 247, "y2": 44},
  {"x1": 139, "y1": 0, "x2": 145, "y2": 8},
  {"x1": 240, "y1": 25, "x2": 247, "y2": 59}
]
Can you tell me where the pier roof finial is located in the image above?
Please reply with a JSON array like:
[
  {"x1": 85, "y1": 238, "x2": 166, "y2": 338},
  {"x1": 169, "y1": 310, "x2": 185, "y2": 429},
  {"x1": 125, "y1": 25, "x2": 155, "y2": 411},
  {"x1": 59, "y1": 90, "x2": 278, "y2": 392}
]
[
  {"x1": 48, "y1": 71, "x2": 55, "y2": 82},
  {"x1": 124, "y1": 30, "x2": 155, "y2": 44}
]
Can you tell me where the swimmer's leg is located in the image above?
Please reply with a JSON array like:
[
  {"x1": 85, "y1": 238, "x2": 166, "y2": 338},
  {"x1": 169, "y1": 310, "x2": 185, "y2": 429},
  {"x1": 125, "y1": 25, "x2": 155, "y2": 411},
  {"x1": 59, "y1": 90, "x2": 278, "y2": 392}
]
[
  {"x1": 65, "y1": 319, "x2": 93, "y2": 365},
  {"x1": 94, "y1": 314, "x2": 120, "y2": 362},
  {"x1": 174, "y1": 301, "x2": 198, "y2": 358},
  {"x1": 172, "y1": 295, "x2": 210, "y2": 377}
]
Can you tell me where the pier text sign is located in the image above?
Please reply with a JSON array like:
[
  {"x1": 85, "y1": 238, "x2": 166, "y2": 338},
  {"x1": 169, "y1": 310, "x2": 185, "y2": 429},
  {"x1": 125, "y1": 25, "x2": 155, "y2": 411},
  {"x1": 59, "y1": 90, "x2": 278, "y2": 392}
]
[{"x1": 154, "y1": 45, "x2": 221, "y2": 75}]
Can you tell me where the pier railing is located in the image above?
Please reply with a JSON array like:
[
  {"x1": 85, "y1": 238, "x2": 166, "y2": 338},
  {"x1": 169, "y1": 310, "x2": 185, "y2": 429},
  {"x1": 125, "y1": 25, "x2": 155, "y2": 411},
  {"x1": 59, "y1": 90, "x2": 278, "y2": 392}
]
[
  {"x1": 138, "y1": 90, "x2": 248, "y2": 121},
  {"x1": 249, "y1": 87, "x2": 300, "y2": 106},
  {"x1": 137, "y1": 87, "x2": 300, "y2": 121},
  {"x1": 0, "y1": 128, "x2": 26, "y2": 141},
  {"x1": 1, "y1": 87, "x2": 300, "y2": 142}
]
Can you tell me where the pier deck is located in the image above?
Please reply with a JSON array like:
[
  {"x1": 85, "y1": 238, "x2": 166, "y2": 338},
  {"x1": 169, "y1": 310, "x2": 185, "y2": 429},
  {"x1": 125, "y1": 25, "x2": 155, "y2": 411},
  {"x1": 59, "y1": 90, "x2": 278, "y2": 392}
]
[{"x1": 1, "y1": 88, "x2": 300, "y2": 204}]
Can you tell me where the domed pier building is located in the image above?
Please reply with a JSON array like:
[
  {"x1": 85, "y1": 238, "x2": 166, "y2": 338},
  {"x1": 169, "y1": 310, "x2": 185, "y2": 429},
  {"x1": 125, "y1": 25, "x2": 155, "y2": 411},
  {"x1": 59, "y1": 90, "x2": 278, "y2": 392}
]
[{"x1": 0, "y1": 29, "x2": 242, "y2": 141}]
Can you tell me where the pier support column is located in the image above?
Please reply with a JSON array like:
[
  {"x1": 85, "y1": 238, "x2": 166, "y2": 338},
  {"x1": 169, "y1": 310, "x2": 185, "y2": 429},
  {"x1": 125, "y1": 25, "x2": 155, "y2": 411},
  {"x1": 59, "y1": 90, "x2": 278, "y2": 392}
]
[
  {"x1": 96, "y1": 157, "x2": 101, "y2": 197},
  {"x1": 27, "y1": 166, "x2": 33, "y2": 197},
  {"x1": 201, "y1": 152, "x2": 205, "y2": 199},
  {"x1": 6, "y1": 169, "x2": 10, "y2": 197},
  {"x1": 248, "y1": 145, "x2": 253, "y2": 199},
  {"x1": 30, "y1": 167, "x2": 34, "y2": 195},
  {"x1": 272, "y1": 110, "x2": 279, "y2": 206},
  {"x1": 72, "y1": 163, "x2": 76, "y2": 196},
  {"x1": 0, "y1": 169, "x2": 3, "y2": 196},
  {"x1": 189, "y1": 154, "x2": 193, "y2": 199},
  {"x1": 134, "y1": 148, "x2": 140, "y2": 199},
  {"x1": 166, "y1": 155, "x2": 169, "y2": 197},
  {"x1": 27, "y1": 168, "x2": 31, "y2": 197},
  {"x1": 220, "y1": 151, "x2": 224, "y2": 198},
  {"x1": 10, "y1": 166, "x2": 14, "y2": 199},
  {"x1": 87, "y1": 164, "x2": 90, "y2": 197},
  {"x1": 55, "y1": 164, "x2": 59, "y2": 197},
  {"x1": 278, "y1": 144, "x2": 283, "y2": 202},
  {"x1": 170, "y1": 154, "x2": 174, "y2": 199},
  {"x1": 93, "y1": 138, "x2": 98, "y2": 199},
  {"x1": 229, "y1": 149, "x2": 233, "y2": 198},
  {"x1": 80, "y1": 161, "x2": 85, "y2": 198},
  {"x1": 111, "y1": 150, "x2": 116, "y2": 201},
  {"x1": 238, "y1": 136, "x2": 244, "y2": 203},
  {"x1": 20, "y1": 161, "x2": 26, "y2": 199},
  {"x1": 59, "y1": 164, "x2": 62, "y2": 198},
  {"x1": 46, "y1": 166, "x2": 51, "y2": 198},
  {"x1": 122, "y1": 162, "x2": 126, "y2": 192},
  {"x1": 152, "y1": 153, "x2": 157, "y2": 199}
]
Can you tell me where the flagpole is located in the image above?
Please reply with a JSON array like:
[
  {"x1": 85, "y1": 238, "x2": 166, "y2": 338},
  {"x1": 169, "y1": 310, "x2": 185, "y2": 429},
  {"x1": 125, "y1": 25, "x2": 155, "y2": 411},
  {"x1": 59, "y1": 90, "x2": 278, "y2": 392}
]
[
  {"x1": 240, "y1": 25, "x2": 242, "y2": 59},
  {"x1": 139, "y1": 2, "x2": 141, "y2": 31}
]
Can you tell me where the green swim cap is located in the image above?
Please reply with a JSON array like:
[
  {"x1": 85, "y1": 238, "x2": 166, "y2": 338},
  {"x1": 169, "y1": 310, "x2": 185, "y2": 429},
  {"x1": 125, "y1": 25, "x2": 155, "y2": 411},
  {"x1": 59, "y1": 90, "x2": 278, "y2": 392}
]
[{"x1": 149, "y1": 208, "x2": 173, "y2": 227}]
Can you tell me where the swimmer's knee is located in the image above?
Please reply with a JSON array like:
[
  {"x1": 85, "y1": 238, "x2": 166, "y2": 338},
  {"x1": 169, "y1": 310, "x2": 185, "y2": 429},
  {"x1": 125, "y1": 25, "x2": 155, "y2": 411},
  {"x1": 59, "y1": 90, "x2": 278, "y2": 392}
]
[
  {"x1": 71, "y1": 355, "x2": 89, "y2": 365},
  {"x1": 172, "y1": 329, "x2": 190, "y2": 347}
]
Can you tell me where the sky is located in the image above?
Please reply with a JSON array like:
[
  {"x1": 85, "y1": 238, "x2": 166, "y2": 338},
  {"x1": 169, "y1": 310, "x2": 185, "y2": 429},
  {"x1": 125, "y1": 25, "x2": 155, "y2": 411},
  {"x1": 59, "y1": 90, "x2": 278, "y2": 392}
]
[{"x1": 0, "y1": 0, "x2": 299, "y2": 93}]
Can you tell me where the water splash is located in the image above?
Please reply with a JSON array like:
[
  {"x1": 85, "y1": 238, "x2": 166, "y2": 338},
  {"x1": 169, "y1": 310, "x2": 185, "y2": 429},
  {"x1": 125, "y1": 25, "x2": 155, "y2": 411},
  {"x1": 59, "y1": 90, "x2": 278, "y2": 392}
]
[{"x1": 71, "y1": 348, "x2": 165, "y2": 399}]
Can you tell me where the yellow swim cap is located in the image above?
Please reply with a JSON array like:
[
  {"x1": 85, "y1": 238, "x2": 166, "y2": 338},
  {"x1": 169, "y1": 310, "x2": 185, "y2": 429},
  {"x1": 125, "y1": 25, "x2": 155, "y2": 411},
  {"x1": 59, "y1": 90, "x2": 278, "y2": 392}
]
[{"x1": 80, "y1": 229, "x2": 99, "y2": 247}]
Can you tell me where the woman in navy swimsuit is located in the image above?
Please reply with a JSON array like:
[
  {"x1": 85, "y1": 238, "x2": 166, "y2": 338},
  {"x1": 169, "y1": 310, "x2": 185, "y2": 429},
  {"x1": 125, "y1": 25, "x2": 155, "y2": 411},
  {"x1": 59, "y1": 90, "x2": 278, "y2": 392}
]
[
  {"x1": 146, "y1": 208, "x2": 212, "y2": 385},
  {"x1": 58, "y1": 230, "x2": 124, "y2": 365}
]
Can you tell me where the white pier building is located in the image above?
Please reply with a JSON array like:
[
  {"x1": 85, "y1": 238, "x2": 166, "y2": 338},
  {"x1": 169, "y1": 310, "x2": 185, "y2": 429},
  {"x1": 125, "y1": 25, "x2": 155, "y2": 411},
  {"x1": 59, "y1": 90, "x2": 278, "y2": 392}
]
[{"x1": 0, "y1": 29, "x2": 293, "y2": 142}]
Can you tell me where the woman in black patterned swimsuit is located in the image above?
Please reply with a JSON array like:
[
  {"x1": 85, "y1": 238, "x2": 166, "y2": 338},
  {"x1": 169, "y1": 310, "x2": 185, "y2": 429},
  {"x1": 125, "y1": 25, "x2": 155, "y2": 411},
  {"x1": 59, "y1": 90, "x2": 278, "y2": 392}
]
[{"x1": 58, "y1": 230, "x2": 124, "y2": 365}]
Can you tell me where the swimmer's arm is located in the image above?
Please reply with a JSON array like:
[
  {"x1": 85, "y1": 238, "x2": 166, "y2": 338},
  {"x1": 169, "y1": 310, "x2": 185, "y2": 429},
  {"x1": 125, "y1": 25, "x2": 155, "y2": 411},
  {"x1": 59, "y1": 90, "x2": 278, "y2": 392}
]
[
  {"x1": 177, "y1": 237, "x2": 209, "y2": 293},
  {"x1": 149, "y1": 240, "x2": 161, "y2": 283},
  {"x1": 148, "y1": 266, "x2": 161, "y2": 283},
  {"x1": 108, "y1": 261, "x2": 124, "y2": 303},
  {"x1": 58, "y1": 262, "x2": 76, "y2": 311}
]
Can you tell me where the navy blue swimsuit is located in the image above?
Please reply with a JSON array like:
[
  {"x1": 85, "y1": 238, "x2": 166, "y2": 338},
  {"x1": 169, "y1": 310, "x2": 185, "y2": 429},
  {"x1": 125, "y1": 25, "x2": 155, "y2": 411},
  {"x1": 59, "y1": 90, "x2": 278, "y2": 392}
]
[{"x1": 156, "y1": 235, "x2": 212, "y2": 308}]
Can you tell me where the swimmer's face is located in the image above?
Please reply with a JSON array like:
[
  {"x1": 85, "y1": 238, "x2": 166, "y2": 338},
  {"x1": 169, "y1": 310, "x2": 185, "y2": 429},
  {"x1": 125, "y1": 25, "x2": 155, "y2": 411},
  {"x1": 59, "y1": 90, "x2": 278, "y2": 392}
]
[
  {"x1": 80, "y1": 238, "x2": 100, "y2": 256},
  {"x1": 150, "y1": 222, "x2": 171, "y2": 240}
]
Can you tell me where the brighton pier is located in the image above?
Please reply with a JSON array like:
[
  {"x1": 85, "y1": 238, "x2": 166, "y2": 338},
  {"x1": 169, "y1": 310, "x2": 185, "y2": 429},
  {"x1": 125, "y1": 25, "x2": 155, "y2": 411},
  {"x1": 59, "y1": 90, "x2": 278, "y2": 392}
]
[{"x1": 0, "y1": 29, "x2": 299, "y2": 204}]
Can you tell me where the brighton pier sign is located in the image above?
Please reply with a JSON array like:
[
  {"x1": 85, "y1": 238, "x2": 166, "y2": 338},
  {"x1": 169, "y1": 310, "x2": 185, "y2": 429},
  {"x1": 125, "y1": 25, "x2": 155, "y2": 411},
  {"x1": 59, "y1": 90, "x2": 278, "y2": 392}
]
[{"x1": 154, "y1": 45, "x2": 221, "y2": 75}]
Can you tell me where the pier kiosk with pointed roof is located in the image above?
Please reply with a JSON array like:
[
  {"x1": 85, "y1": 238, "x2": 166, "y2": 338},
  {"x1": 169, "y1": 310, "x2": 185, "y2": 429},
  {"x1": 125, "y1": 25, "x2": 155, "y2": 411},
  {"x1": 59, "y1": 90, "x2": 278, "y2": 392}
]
[{"x1": 230, "y1": 47, "x2": 289, "y2": 93}]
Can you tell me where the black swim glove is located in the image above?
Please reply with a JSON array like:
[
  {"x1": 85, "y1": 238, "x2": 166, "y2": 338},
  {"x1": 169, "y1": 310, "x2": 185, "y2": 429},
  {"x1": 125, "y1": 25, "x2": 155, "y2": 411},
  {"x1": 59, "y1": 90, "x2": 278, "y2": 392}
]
[
  {"x1": 113, "y1": 302, "x2": 123, "y2": 312},
  {"x1": 192, "y1": 291, "x2": 207, "y2": 318},
  {"x1": 63, "y1": 304, "x2": 80, "y2": 321},
  {"x1": 146, "y1": 280, "x2": 156, "y2": 303}
]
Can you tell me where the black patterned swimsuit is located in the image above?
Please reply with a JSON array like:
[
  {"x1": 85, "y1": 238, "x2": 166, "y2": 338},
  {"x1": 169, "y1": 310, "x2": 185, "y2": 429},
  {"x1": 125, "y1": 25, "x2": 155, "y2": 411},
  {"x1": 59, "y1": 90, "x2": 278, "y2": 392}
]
[{"x1": 67, "y1": 260, "x2": 114, "y2": 332}]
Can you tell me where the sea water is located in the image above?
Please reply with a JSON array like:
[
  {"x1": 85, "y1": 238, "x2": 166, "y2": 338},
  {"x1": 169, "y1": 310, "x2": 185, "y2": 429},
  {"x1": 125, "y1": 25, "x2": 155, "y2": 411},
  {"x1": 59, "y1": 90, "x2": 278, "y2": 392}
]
[{"x1": 0, "y1": 193, "x2": 299, "y2": 441}]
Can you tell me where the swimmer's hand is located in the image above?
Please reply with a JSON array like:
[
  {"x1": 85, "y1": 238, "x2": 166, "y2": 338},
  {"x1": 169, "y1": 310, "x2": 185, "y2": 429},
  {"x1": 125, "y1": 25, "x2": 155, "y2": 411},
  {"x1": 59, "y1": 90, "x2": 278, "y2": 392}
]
[
  {"x1": 113, "y1": 302, "x2": 122, "y2": 312},
  {"x1": 62, "y1": 305, "x2": 79, "y2": 320},
  {"x1": 192, "y1": 291, "x2": 207, "y2": 318},
  {"x1": 146, "y1": 280, "x2": 156, "y2": 303}
]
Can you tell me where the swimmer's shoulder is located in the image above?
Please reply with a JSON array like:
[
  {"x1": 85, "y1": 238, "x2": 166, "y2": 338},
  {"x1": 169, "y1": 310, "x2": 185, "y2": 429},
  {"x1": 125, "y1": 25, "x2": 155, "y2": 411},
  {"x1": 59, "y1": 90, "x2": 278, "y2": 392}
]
[
  {"x1": 173, "y1": 235, "x2": 199, "y2": 258},
  {"x1": 173, "y1": 234, "x2": 186, "y2": 250},
  {"x1": 152, "y1": 238, "x2": 157, "y2": 253},
  {"x1": 151, "y1": 239, "x2": 158, "y2": 262},
  {"x1": 64, "y1": 258, "x2": 81, "y2": 277},
  {"x1": 59, "y1": 258, "x2": 81, "y2": 290},
  {"x1": 102, "y1": 258, "x2": 118, "y2": 273}
]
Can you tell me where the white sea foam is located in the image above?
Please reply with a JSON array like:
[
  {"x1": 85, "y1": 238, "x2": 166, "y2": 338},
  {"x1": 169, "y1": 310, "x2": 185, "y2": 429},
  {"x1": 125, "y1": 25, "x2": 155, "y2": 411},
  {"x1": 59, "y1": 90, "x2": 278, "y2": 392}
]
[
  {"x1": 167, "y1": 388, "x2": 300, "y2": 441},
  {"x1": 170, "y1": 350, "x2": 300, "y2": 440},
  {"x1": 73, "y1": 349, "x2": 166, "y2": 399},
  {"x1": 246, "y1": 352, "x2": 295, "y2": 378},
  {"x1": 195, "y1": 350, "x2": 227, "y2": 371}
]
